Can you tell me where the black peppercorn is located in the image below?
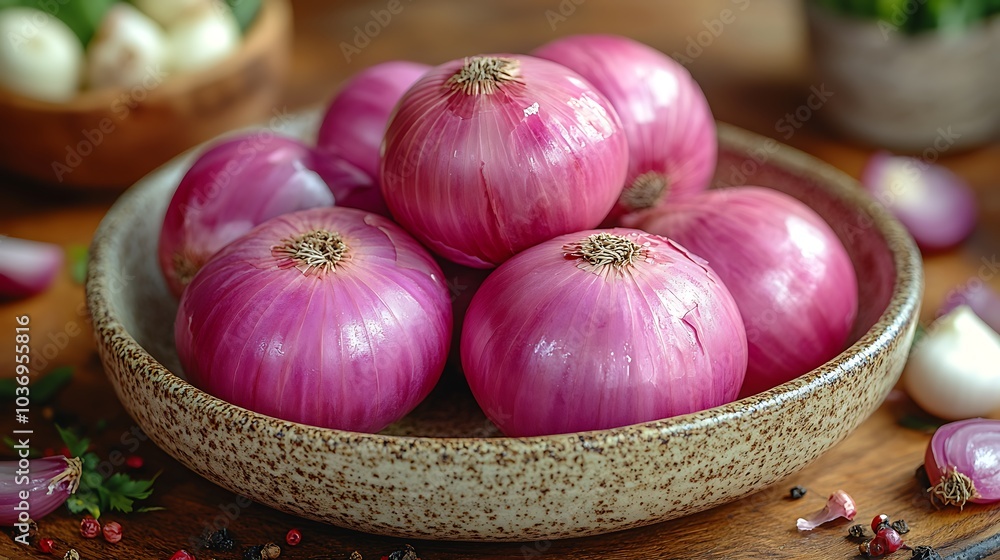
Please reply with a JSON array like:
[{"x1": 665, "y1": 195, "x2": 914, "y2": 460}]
[
  {"x1": 388, "y1": 544, "x2": 419, "y2": 560},
  {"x1": 243, "y1": 544, "x2": 264, "y2": 560},
  {"x1": 849, "y1": 524, "x2": 867, "y2": 539},
  {"x1": 206, "y1": 527, "x2": 236, "y2": 551},
  {"x1": 891, "y1": 519, "x2": 910, "y2": 534},
  {"x1": 911, "y1": 545, "x2": 943, "y2": 560},
  {"x1": 789, "y1": 486, "x2": 807, "y2": 500}
]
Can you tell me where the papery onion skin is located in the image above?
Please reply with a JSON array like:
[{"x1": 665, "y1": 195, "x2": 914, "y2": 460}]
[
  {"x1": 158, "y1": 133, "x2": 343, "y2": 298},
  {"x1": 0, "y1": 236, "x2": 64, "y2": 299},
  {"x1": 925, "y1": 418, "x2": 1000, "y2": 506},
  {"x1": 316, "y1": 60, "x2": 430, "y2": 181},
  {"x1": 633, "y1": 187, "x2": 858, "y2": 398},
  {"x1": 860, "y1": 151, "x2": 977, "y2": 252},
  {"x1": 533, "y1": 34, "x2": 716, "y2": 215},
  {"x1": 0, "y1": 456, "x2": 81, "y2": 525},
  {"x1": 175, "y1": 207, "x2": 452, "y2": 433},
  {"x1": 381, "y1": 54, "x2": 629, "y2": 268},
  {"x1": 461, "y1": 228, "x2": 747, "y2": 437}
]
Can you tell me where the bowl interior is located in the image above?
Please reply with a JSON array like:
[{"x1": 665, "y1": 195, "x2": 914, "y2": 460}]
[{"x1": 112, "y1": 122, "x2": 899, "y2": 439}]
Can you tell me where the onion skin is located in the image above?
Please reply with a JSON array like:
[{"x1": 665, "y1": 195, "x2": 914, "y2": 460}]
[
  {"x1": 461, "y1": 228, "x2": 747, "y2": 437},
  {"x1": 0, "y1": 236, "x2": 64, "y2": 299},
  {"x1": 158, "y1": 133, "x2": 351, "y2": 298},
  {"x1": 633, "y1": 187, "x2": 858, "y2": 398},
  {"x1": 860, "y1": 151, "x2": 977, "y2": 252},
  {"x1": 381, "y1": 54, "x2": 629, "y2": 268},
  {"x1": 925, "y1": 418, "x2": 1000, "y2": 507},
  {"x1": 0, "y1": 456, "x2": 81, "y2": 526},
  {"x1": 533, "y1": 34, "x2": 716, "y2": 215},
  {"x1": 317, "y1": 60, "x2": 430, "y2": 181},
  {"x1": 175, "y1": 207, "x2": 452, "y2": 433}
]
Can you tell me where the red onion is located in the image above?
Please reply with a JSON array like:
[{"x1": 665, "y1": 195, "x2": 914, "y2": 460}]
[
  {"x1": 633, "y1": 187, "x2": 858, "y2": 398},
  {"x1": 461, "y1": 229, "x2": 747, "y2": 437},
  {"x1": 939, "y1": 281, "x2": 1000, "y2": 335},
  {"x1": 158, "y1": 133, "x2": 366, "y2": 297},
  {"x1": 381, "y1": 54, "x2": 629, "y2": 268},
  {"x1": 1, "y1": 456, "x2": 81, "y2": 526},
  {"x1": 925, "y1": 418, "x2": 1000, "y2": 508},
  {"x1": 316, "y1": 60, "x2": 430, "y2": 181},
  {"x1": 533, "y1": 34, "x2": 716, "y2": 215},
  {"x1": 175, "y1": 207, "x2": 452, "y2": 433},
  {"x1": 0, "y1": 236, "x2": 63, "y2": 299},
  {"x1": 860, "y1": 151, "x2": 977, "y2": 252}
]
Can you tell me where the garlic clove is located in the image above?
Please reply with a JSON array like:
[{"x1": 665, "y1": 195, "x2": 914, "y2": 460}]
[
  {"x1": 166, "y1": 4, "x2": 241, "y2": 73},
  {"x1": 0, "y1": 8, "x2": 84, "y2": 102},
  {"x1": 86, "y1": 3, "x2": 169, "y2": 90},
  {"x1": 903, "y1": 305, "x2": 1000, "y2": 420}
]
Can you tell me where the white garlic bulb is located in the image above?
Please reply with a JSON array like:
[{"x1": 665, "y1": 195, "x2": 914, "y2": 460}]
[
  {"x1": 87, "y1": 3, "x2": 169, "y2": 90},
  {"x1": 0, "y1": 8, "x2": 84, "y2": 102}
]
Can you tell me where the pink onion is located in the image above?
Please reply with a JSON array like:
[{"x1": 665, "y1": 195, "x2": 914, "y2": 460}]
[
  {"x1": 461, "y1": 229, "x2": 747, "y2": 437},
  {"x1": 175, "y1": 207, "x2": 452, "y2": 433},
  {"x1": 1, "y1": 456, "x2": 81, "y2": 526},
  {"x1": 533, "y1": 34, "x2": 716, "y2": 216},
  {"x1": 925, "y1": 418, "x2": 1000, "y2": 508},
  {"x1": 158, "y1": 133, "x2": 371, "y2": 297},
  {"x1": 860, "y1": 151, "x2": 977, "y2": 252},
  {"x1": 0, "y1": 236, "x2": 63, "y2": 299},
  {"x1": 380, "y1": 54, "x2": 629, "y2": 268},
  {"x1": 939, "y1": 281, "x2": 1000, "y2": 335},
  {"x1": 633, "y1": 187, "x2": 858, "y2": 398},
  {"x1": 316, "y1": 60, "x2": 430, "y2": 181}
]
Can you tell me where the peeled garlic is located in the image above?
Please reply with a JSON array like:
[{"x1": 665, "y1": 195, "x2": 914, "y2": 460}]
[
  {"x1": 167, "y1": 3, "x2": 241, "y2": 72},
  {"x1": 87, "y1": 3, "x2": 169, "y2": 90},
  {"x1": 132, "y1": 0, "x2": 213, "y2": 27},
  {"x1": 0, "y1": 8, "x2": 83, "y2": 102},
  {"x1": 903, "y1": 305, "x2": 1000, "y2": 420}
]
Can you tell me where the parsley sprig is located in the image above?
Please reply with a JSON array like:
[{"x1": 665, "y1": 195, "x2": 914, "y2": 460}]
[{"x1": 56, "y1": 425, "x2": 164, "y2": 519}]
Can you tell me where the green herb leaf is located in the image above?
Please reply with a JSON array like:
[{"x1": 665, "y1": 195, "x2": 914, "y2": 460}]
[
  {"x1": 136, "y1": 506, "x2": 166, "y2": 513},
  {"x1": 66, "y1": 494, "x2": 101, "y2": 519},
  {"x1": 56, "y1": 425, "x2": 90, "y2": 458},
  {"x1": 67, "y1": 245, "x2": 88, "y2": 285},
  {"x1": 33, "y1": 366, "x2": 75, "y2": 404}
]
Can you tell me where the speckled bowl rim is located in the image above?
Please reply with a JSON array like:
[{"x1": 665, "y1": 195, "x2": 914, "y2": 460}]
[{"x1": 86, "y1": 120, "x2": 923, "y2": 534}]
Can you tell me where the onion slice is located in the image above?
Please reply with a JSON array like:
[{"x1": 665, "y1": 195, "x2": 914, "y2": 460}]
[
  {"x1": 0, "y1": 236, "x2": 64, "y2": 299},
  {"x1": 860, "y1": 151, "x2": 977, "y2": 252},
  {"x1": 925, "y1": 418, "x2": 1000, "y2": 508}
]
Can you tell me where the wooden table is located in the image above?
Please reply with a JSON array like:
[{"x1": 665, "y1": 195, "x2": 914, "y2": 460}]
[{"x1": 3, "y1": 1, "x2": 1000, "y2": 558}]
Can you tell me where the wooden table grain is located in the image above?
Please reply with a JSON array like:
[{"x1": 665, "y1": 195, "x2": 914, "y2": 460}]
[{"x1": 3, "y1": 1, "x2": 1000, "y2": 558}]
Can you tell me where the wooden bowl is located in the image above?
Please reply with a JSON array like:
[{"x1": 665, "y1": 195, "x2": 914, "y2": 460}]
[
  {"x1": 0, "y1": 0, "x2": 292, "y2": 190},
  {"x1": 86, "y1": 116, "x2": 922, "y2": 542}
]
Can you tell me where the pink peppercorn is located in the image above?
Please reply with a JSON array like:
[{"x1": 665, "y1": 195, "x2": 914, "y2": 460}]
[
  {"x1": 169, "y1": 550, "x2": 196, "y2": 560},
  {"x1": 38, "y1": 538, "x2": 56, "y2": 554},
  {"x1": 103, "y1": 521, "x2": 123, "y2": 544},
  {"x1": 285, "y1": 528, "x2": 302, "y2": 546},
  {"x1": 80, "y1": 516, "x2": 100, "y2": 538}
]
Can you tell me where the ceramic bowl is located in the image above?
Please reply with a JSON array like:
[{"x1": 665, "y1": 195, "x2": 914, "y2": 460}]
[
  {"x1": 86, "y1": 117, "x2": 922, "y2": 542},
  {"x1": 0, "y1": 0, "x2": 292, "y2": 190}
]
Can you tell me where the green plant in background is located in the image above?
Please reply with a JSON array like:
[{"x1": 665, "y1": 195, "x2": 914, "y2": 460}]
[
  {"x1": 226, "y1": 0, "x2": 262, "y2": 33},
  {"x1": 813, "y1": 0, "x2": 1000, "y2": 33}
]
